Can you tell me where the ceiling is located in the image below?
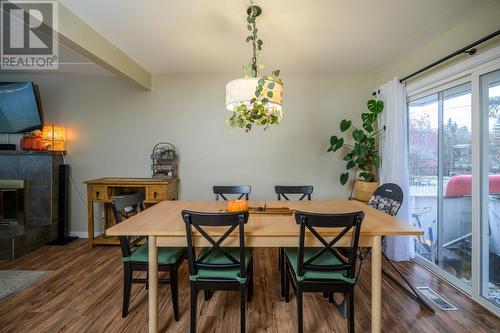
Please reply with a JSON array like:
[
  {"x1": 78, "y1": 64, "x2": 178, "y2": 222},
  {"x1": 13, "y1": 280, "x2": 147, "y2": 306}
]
[{"x1": 58, "y1": 0, "x2": 490, "y2": 75}]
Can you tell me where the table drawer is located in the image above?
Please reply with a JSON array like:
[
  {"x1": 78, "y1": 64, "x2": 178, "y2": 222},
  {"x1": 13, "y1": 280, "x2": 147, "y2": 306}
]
[
  {"x1": 90, "y1": 185, "x2": 108, "y2": 201},
  {"x1": 147, "y1": 186, "x2": 166, "y2": 201}
]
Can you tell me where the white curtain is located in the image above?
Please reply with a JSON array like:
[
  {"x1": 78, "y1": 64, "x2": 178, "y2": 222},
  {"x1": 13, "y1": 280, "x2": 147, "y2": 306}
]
[{"x1": 377, "y1": 78, "x2": 414, "y2": 261}]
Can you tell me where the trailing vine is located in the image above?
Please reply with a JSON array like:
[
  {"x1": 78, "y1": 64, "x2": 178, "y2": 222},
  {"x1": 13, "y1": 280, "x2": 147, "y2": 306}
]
[{"x1": 226, "y1": 5, "x2": 284, "y2": 132}]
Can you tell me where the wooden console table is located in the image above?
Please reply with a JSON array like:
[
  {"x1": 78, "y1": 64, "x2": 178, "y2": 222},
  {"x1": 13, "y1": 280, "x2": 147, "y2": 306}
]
[{"x1": 84, "y1": 177, "x2": 178, "y2": 249}]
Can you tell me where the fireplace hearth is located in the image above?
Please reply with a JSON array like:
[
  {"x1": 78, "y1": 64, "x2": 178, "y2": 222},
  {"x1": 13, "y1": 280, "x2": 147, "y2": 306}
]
[{"x1": 0, "y1": 150, "x2": 64, "y2": 260}]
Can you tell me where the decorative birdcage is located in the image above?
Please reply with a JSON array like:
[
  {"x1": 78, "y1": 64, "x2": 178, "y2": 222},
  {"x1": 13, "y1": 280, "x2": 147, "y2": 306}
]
[{"x1": 151, "y1": 142, "x2": 177, "y2": 180}]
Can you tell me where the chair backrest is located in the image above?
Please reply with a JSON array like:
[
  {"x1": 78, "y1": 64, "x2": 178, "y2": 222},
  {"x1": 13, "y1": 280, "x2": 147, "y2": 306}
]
[
  {"x1": 213, "y1": 185, "x2": 251, "y2": 201},
  {"x1": 294, "y1": 210, "x2": 364, "y2": 279},
  {"x1": 182, "y1": 210, "x2": 249, "y2": 279},
  {"x1": 368, "y1": 183, "x2": 403, "y2": 216},
  {"x1": 111, "y1": 192, "x2": 146, "y2": 258},
  {"x1": 275, "y1": 185, "x2": 313, "y2": 201}
]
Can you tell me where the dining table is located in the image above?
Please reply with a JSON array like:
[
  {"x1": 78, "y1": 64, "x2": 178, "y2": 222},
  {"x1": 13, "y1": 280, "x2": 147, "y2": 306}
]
[{"x1": 106, "y1": 199, "x2": 423, "y2": 333}]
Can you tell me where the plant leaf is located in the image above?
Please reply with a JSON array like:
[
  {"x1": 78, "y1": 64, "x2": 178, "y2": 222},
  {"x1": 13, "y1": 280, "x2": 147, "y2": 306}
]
[
  {"x1": 352, "y1": 129, "x2": 365, "y2": 142},
  {"x1": 367, "y1": 100, "x2": 384, "y2": 114},
  {"x1": 359, "y1": 172, "x2": 375, "y2": 182},
  {"x1": 340, "y1": 172, "x2": 349, "y2": 185},
  {"x1": 330, "y1": 135, "x2": 339, "y2": 147},
  {"x1": 363, "y1": 123, "x2": 373, "y2": 132},
  {"x1": 336, "y1": 138, "x2": 344, "y2": 150},
  {"x1": 346, "y1": 160, "x2": 355, "y2": 170},
  {"x1": 340, "y1": 119, "x2": 352, "y2": 132}
]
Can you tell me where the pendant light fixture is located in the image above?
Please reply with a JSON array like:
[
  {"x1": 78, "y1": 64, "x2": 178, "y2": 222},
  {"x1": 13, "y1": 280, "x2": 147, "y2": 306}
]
[{"x1": 225, "y1": 2, "x2": 283, "y2": 132}]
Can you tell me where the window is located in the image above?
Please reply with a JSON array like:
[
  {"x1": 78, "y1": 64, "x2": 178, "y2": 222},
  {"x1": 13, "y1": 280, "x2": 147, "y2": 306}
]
[{"x1": 406, "y1": 48, "x2": 500, "y2": 315}]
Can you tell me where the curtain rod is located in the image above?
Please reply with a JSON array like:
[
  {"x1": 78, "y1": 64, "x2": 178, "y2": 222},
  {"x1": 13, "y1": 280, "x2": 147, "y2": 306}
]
[{"x1": 372, "y1": 29, "x2": 500, "y2": 96}]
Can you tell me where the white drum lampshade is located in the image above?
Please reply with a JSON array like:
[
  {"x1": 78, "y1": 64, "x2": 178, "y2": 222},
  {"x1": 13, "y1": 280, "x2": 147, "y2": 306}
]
[{"x1": 225, "y1": 77, "x2": 283, "y2": 111}]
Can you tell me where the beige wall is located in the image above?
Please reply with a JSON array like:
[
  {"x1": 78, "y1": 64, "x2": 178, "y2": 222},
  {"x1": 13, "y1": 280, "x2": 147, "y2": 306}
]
[
  {"x1": 375, "y1": 0, "x2": 500, "y2": 85},
  {"x1": 1, "y1": 74, "x2": 374, "y2": 234}
]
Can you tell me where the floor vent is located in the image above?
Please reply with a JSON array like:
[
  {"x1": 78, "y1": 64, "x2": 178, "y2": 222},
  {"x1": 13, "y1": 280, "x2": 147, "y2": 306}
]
[{"x1": 416, "y1": 287, "x2": 458, "y2": 311}]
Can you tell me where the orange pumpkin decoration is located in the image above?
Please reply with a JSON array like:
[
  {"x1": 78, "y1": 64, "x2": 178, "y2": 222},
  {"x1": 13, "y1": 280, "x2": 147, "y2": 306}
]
[{"x1": 227, "y1": 200, "x2": 249, "y2": 212}]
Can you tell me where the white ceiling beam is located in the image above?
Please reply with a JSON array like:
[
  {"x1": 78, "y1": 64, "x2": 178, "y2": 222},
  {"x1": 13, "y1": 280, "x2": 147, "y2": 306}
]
[{"x1": 57, "y1": 4, "x2": 152, "y2": 90}]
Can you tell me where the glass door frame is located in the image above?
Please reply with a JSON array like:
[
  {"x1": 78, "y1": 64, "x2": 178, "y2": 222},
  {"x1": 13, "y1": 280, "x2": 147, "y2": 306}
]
[
  {"x1": 408, "y1": 75, "x2": 473, "y2": 295},
  {"x1": 406, "y1": 47, "x2": 500, "y2": 317},
  {"x1": 473, "y1": 62, "x2": 500, "y2": 316}
]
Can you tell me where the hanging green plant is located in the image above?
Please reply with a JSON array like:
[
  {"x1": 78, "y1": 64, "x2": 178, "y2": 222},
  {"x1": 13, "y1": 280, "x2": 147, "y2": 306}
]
[{"x1": 225, "y1": 5, "x2": 284, "y2": 133}]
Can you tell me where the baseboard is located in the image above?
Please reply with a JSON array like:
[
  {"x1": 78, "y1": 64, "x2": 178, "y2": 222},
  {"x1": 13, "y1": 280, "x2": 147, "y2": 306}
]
[{"x1": 68, "y1": 231, "x2": 101, "y2": 239}]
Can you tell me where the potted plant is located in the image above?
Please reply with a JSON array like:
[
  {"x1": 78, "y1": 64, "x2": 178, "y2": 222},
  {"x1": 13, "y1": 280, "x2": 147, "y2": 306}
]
[{"x1": 327, "y1": 100, "x2": 384, "y2": 201}]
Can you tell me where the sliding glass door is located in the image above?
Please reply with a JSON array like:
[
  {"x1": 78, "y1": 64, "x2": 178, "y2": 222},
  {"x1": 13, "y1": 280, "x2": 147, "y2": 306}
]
[
  {"x1": 480, "y1": 69, "x2": 500, "y2": 308},
  {"x1": 409, "y1": 82, "x2": 472, "y2": 285}
]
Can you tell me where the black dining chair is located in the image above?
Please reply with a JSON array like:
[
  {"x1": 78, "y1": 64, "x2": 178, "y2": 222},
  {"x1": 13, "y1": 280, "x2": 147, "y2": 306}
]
[
  {"x1": 275, "y1": 185, "x2": 313, "y2": 201},
  {"x1": 182, "y1": 210, "x2": 254, "y2": 333},
  {"x1": 275, "y1": 185, "x2": 313, "y2": 297},
  {"x1": 203, "y1": 185, "x2": 251, "y2": 301},
  {"x1": 366, "y1": 183, "x2": 434, "y2": 312},
  {"x1": 284, "y1": 210, "x2": 364, "y2": 333},
  {"x1": 213, "y1": 185, "x2": 251, "y2": 201},
  {"x1": 111, "y1": 192, "x2": 187, "y2": 320}
]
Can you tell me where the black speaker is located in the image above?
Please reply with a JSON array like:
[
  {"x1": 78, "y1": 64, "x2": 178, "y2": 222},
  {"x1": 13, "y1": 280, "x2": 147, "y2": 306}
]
[
  {"x1": 0, "y1": 144, "x2": 16, "y2": 150},
  {"x1": 49, "y1": 164, "x2": 78, "y2": 245}
]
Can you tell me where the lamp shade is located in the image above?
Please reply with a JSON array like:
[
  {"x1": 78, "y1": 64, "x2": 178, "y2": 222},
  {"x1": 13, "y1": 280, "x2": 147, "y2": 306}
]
[{"x1": 225, "y1": 77, "x2": 283, "y2": 111}]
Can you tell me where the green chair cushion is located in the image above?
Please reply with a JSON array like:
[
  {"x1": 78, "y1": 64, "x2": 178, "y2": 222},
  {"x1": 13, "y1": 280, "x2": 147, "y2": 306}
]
[
  {"x1": 123, "y1": 243, "x2": 186, "y2": 265},
  {"x1": 284, "y1": 247, "x2": 355, "y2": 283},
  {"x1": 190, "y1": 248, "x2": 253, "y2": 283}
]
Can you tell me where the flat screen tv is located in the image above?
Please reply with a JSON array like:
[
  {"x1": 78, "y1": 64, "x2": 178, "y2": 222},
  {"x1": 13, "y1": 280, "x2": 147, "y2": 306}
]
[{"x1": 0, "y1": 82, "x2": 44, "y2": 133}]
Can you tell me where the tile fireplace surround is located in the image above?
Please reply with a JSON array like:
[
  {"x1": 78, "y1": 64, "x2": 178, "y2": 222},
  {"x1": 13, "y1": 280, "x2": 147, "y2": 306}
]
[{"x1": 0, "y1": 150, "x2": 64, "y2": 260}]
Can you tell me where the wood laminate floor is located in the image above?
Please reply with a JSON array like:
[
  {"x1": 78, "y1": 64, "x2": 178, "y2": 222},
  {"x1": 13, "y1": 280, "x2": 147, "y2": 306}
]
[{"x1": 0, "y1": 240, "x2": 498, "y2": 332}]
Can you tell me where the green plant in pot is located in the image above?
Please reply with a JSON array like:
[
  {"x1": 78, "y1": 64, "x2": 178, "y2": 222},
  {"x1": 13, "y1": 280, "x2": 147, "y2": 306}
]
[{"x1": 327, "y1": 100, "x2": 384, "y2": 201}]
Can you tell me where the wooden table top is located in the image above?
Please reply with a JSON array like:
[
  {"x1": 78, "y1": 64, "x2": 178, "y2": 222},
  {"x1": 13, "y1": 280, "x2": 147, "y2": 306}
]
[
  {"x1": 106, "y1": 200, "x2": 422, "y2": 237},
  {"x1": 84, "y1": 177, "x2": 178, "y2": 185}
]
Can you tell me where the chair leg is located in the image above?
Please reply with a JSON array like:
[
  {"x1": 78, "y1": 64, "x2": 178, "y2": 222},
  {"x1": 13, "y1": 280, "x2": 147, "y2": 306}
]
[
  {"x1": 278, "y1": 247, "x2": 282, "y2": 270},
  {"x1": 122, "y1": 264, "x2": 132, "y2": 318},
  {"x1": 247, "y1": 259, "x2": 253, "y2": 302},
  {"x1": 204, "y1": 290, "x2": 212, "y2": 301},
  {"x1": 297, "y1": 284, "x2": 303, "y2": 333},
  {"x1": 190, "y1": 282, "x2": 198, "y2": 333},
  {"x1": 280, "y1": 248, "x2": 285, "y2": 297},
  {"x1": 240, "y1": 285, "x2": 246, "y2": 333},
  {"x1": 170, "y1": 266, "x2": 180, "y2": 321},
  {"x1": 285, "y1": 262, "x2": 290, "y2": 303},
  {"x1": 347, "y1": 288, "x2": 355, "y2": 333}
]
